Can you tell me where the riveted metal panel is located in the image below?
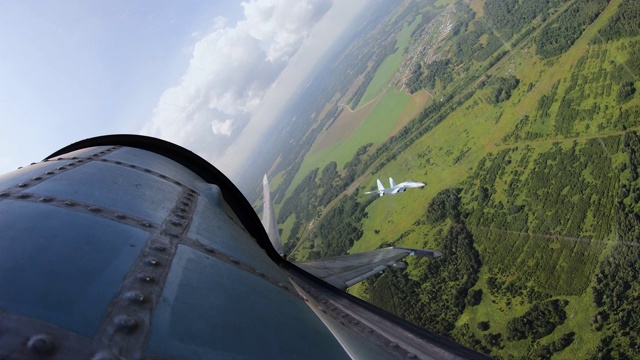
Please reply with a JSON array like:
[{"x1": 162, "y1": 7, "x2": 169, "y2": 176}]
[
  {"x1": 45, "y1": 146, "x2": 116, "y2": 161},
  {"x1": 103, "y1": 147, "x2": 205, "y2": 189},
  {"x1": 0, "y1": 145, "x2": 118, "y2": 193},
  {"x1": 0, "y1": 161, "x2": 77, "y2": 192},
  {"x1": 147, "y1": 245, "x2": 350, "y2": 360},
  {"x1": 187, "y1": 184, "x2": 288, "y2": 282},
  {"x1": 28, "y1": 161, "x2": 182, "y2": 224},
  {"x1": 0, "y1": 200, "x2": 148, "y2": 337}
]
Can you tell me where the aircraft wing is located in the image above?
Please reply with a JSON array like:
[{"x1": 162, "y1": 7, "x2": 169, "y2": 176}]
[
  {"x1": 396, "y1": 181, "x2": 426, "y2": 188},
  {"x1": 295, "y1": 247, "x2": 442, "y2": 290},
  {"x1": 262, "y1": 174, "x2": 284, "y2": 256}
]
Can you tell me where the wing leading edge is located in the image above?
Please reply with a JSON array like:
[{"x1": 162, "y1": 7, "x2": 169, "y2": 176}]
[
  {"x1": 262, "y1": 174, "x2": 283, "y2": 256},
  {"x1": 295, "y1": 247, "x2": 443, "y2": 290}
]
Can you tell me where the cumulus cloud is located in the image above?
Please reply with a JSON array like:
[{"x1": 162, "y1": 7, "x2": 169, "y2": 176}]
[
  {"x1": 142, "y1": 0, "x2": 331, "y2": 162},
  {"x1": 211, "y1": 119, "x2": 234, "y2": 136}
]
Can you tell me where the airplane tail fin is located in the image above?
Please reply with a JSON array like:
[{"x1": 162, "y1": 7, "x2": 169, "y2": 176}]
[
  {"x1": 262, "y1": 174, "x2": 284, "y2": 256},
  {"x1": 389, "y1": 177, "x2": 396, "y2": 188},
  {"x1": 376, "y1": 179, "x2": 385, "y2": 192}
]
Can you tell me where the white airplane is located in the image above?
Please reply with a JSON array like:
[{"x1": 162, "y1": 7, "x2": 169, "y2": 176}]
[{"x1": 365, "y1": 177, "x2": 426, "y2": 196}]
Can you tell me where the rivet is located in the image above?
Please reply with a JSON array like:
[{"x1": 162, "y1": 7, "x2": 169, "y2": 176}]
[
  {"x1": 159, "y1": 174, "x2": 167, "y2": 179},
  {"x1": 38, "y1": 197, "x2": 53, "y2": 203},
  {"x1": 32, "y1": 176, "x2": 42, "y2": 181},
  {"x1": 168, "y1": 233, "x2": 179, "y2": 239},
  {"x1": 174, "y1": 213, "x2": 186, "y2": 219},
  {"x1": 115, "y1": 213, "x2": 127, "y2": 220},
  {"x1": 89, "y1": 206, "x2": 102, "y2": 213},
  {"x1": 17, "y1": 193, "x2": 31, "y2": 199},
  {"x1": 101, "y1": 159, "x2": 108, "y2": 162},
  {"x1": 278, "y1": 283, "x2": 289, "y2": 290},
  {"x1": 92, "y1": 153, "x2": 99, "y2": 157},
  {"x1": 170, "y1": 220, "x2": 182, "y2": 227},
  {"x1": 57, "y1": 166, "x2": 66, "y2": 170},
  {"x1": 303, "y1": 296, "x2": 309, "y2": 302},
  {"x1": 99, "y1": 151, "x2": 106, "y2": 154},
  {"x1": 27, "y1": 334, "x2": 55, "y2": 355},
  {"x1": 77, "y1": 159, "x2": 84, "y2": 163},
  {"x1": 71, "y1": 157, "x2": 78, "y2": 160},
  {"x1": 124, "y1": 291, "x2": 146, "y2": 304},
  {"x1": 67, "y1": 162, "x2": 75, "y2": 166},
  {"x1": 179, "y1": 207, "x2": 187, "y2": 213},
  {"x1": 106, "y1": 148, "x2": 112, "y2": 152},
  {"x1": 318, "y1": 307, "x2": 326, "y2": 313},
  {"x1": 114, "y1": 161, "x2": 122, "y2": 165},
  {"x1": 181, "y1": 202, "x2": 189, "y2": 206},
  {"x1": 174, "y1": 181, "x2": 182, "y2": 186},
  {"x1": 91, "y1": 350, "x2": 116, "y2": 360},
  {"x1": 17, "y1": 183, "x2": 28, "y2": 187},
  {"x1": 389, "y1": 342, "x2": 398, "y2": 348},
  {"x1": 153, "y1": 245, "x2": 167, "y2": 252},
  {"x1": 146, "y1": 258, "x2": 160, "y2": 266},
  {"x1": 43, "y1": 159, "x2": 49, "y2": 162},
  {"x1": 45, "y1": 171, "x2": 54, "y2": 175},
  {"x1": 204, "y1": 246, "x2": 215, "y2": 253},
  {"x1": 113, "y1": 315, "x2": 138, "y2": 333},
  {"x1": 140, "y1": 222, "x2": 152, "y2": 228},
  {"x1": 57, "y1": 157, "x2": 63, "y2": 160},
  {"x1": 138, "y1": 273, "x2": 154, "y2": 283},
  {"x1": 64, "y1": 201, "x2": 75, "y2": 206},
  {"x1": 30, "y1": 162, "x2": 36, "y2": 165},
  {"x1": 129, "y1": 164, "x2": 137, "y2": 168},
  {"x1": 144, "y1": 169, "x2": 152, "y2": 173},
  {"x1": 186, "y1": 193, "x2": 194, "y2": 198},
  {"x1": 0, "y1": 192, "x2": 9, "y2": 197},
  {"x1": 189, "y1": 189, "x2": 196, "y2": 194},
  {"x1": 229, "y1": 257, "x2": 240, "y2": 264}
]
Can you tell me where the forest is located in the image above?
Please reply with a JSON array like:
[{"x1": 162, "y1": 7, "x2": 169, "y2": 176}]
[{"x1": 272, "y1": 0, "x2": 640, "y2": 357}]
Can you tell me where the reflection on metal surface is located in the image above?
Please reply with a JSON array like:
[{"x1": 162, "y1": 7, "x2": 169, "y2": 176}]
[
  {"x1": 0, "y1": 200, "x2": 147, "y2": 337},
  {"x1": 147, "y1": 245, "x2": 349, "y2": 359}
]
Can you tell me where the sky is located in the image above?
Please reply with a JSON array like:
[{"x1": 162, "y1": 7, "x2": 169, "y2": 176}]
[{"x1": 0, "y1": 0, "x2": 370, "y2": 180}]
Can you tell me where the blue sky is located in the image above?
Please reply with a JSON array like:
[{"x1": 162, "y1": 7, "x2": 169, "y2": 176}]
[{"x1": 0, "y1": 0, "x2": 368, "y2": 179}]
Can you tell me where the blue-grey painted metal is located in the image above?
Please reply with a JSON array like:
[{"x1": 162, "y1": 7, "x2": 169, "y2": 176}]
[
  {"x1": 0, "y1": 135, "x2": 490, "y2": 360},
  {"x1": 147, "y1": 245, "x2": 347, "y2": 359},
  {"x1": 0, "y1": 200, "x2": 147, "y2": 337}
]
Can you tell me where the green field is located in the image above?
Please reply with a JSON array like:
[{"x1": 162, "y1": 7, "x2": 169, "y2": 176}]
[
  {"x1": 276, "y1": 0, "x2": 640, "y2": 357},
  {"x1": 285, "y1": 89, "x2": 412, "y2": 200},
  {"x1": 355, "y1": 16, "x2": 421, "y2": 108}
]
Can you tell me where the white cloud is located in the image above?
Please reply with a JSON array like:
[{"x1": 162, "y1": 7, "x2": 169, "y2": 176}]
[
  {"x1": 142, "y1": 0, "x2": 331, "y2": 162},
  {"x1": 211, "y1": 119, "x2": 234, "y2": 136},
  {"x1": 212, "y1": 15, "x2": 227, "y2": 30}
]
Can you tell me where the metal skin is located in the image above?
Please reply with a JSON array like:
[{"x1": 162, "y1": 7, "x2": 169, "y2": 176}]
[{"x1": 0, "y1": 135, "x2": 489, "y2": 359}]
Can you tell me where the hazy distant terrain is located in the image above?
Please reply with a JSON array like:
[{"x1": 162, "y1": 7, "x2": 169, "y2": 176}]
[{"x1": 266, "y1": 0, "x2": 640, "y2": 358}]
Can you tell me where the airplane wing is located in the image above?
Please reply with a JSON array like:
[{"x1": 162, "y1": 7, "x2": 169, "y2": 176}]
[
  {"x1": 295, "y1": 247, "x2": 442, "y2": 290},
  {"x1": 365, "y1": 179, "x2": 385, "y2": 196},
  {"x1": 262, "y1": 174, "x2": 284, "y2": 256},
  {"x1": 396, "y1": 181, "x2": 426, "y2": 189}
]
